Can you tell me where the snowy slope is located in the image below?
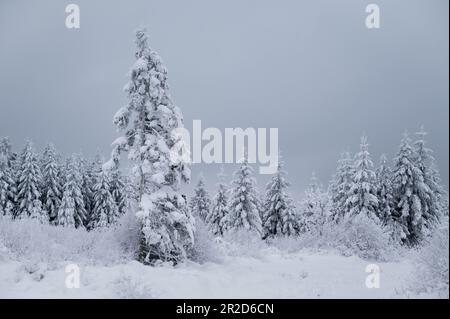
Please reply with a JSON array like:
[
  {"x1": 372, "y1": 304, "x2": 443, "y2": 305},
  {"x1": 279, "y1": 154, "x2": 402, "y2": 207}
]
[{"x1": 0, "y1": 248, "x2": 414, "y2": 299}]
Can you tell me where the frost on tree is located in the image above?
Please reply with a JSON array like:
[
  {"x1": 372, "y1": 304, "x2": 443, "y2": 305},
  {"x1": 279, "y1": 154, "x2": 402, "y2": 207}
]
[
  {"x1": 346, "y1": 136, "x2": 379, "y2": 220},
  {"x1": 0, "y1": 146, "x2": 16, "y2": 218},
  {"x1": 224, "y1": 155, "x2": 262, "y2": 236},
  {"x1": 206, "y1": 167, "x2": 228, "y2": 236},
  {"x1": 262, "y1": 161, "x2": 298, "y2": 238},
  {"x1": 16, "y1": 141, "x2": 45, "y2": 221},
  {"x1": 298, "y1": 172, "x2": 329, "y2": 235},
  {"x1": 376, "y1": 154, "x2": 395, "y2": 223},
  {"x1": 108, "y1": 28, "x2": 194, "y2": 264},
  {"x1": 329, "y1": 151, "x2": 354, "y2": 222},
  {"x1": 41, "y1": 143, "x2": 62, "y2": 224},
  {"x1": 413, "y1": 126, "x2": 444, "y2": 227},
  {"x1": 110, "y1": 167, "x2": 128, "y2": 217},
  {"x1": 392, "y1": 131, "x2": 430, "y2": 246},
  {"x1": 90, "y1": 169, "x2": 118, "y2": 229},
  {"x1": 57, "y1": 156, "x2": 87, "y2": 228},
  {"x1": 189, "y1": 175, "x2": 211, "y2": 222}
]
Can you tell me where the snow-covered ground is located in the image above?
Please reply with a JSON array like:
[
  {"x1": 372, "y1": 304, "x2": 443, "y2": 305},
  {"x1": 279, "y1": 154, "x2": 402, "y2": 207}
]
[{"x1": 0, "y1": 248, "x2": 415, "y2": 299}]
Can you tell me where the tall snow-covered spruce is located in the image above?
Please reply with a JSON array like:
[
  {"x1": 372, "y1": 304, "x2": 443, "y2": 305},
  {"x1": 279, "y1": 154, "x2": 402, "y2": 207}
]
[
  {"x1": 15, "y1": 141, "x2": 45, "y2": 221},
  {"x1": 107, "y1": 29, "x2": 194, "y2": 264},
  {"x1": 57, "y1": 156, "x2": 87, "y2": 228},
  {"x1": 391, "y1": 131, "x2": 429, "y2": 246},
  {"x1": 0, "y1": 143, "x2": 16, "y2": 218},
  {"x1": 90, "y1": 169, "x2": 118, "y2": 229},
  {"x1": 262, "y1": 161, "x2": 298, "y2": 238},
  {"x1": 224, "y1": 154, "x2": 262, "y2": 236},
  {"x1": 376, "y1": 154, "x2": 394, "y2": 223},
  {"x1": 346, "y1": 135, "x2": 379, "y2": 220},
  {"x1": 40, "y1": 143, "x2": 62, "y2": 224},
  {"x1": 189, "y1": 176, "x2": 211, "y2": 222},
  {"x1": 329, "y1": 151, "x2": 354, "y2": 222},
  {"x1": 413, "y1": 126, "x2": 444, "y2": 227},
  {"x1": 206, "y1": 167, "x2": 229, "y2": 236}
]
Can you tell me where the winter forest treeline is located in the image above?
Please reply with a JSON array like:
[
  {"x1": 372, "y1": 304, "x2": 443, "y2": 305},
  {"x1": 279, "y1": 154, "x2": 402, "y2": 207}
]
[{"x1": 0, "y1": 29, "x2": 448, "y2": 266}]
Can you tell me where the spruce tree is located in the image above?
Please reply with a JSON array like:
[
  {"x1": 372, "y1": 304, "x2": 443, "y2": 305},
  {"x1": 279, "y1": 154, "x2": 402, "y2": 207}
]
[
  {"x1": 110, "y1": 167, "x2": 128, "y2": 217},
  {"x1": 16, "y1": 141, "x2": 45, "y2": 221},
  {"x1": 298, "y1": 172, "x2": 329, "y2": 234},
  {"x1": 392, "y1": 131, "x2": 429, "y2": 245},
  {"x1": 41, "y1": 143, "x2": 62, "y2": 224},
  {"x1": 346, "y1": 136, "x2": 379, "y2": 220},
  {"x1": 90, "y1": 170, "x2": 118, "y2": 229},
  {"x1": 0, "y1": 152, "x2": 16, "y2": 218},
  {"x1": 262, "y1": 161, "x2": 298, "y2": 238},
  {"x1": 376, "y1": 154, "x2": 394, "y2": 223},
  {"x1": 206, "y1": 167, "x2": 228, "y2": 236},
  {"x1": 58, "y1": 156, "x2": 87, "y2": 228},
  {"x1": 108, "y1": 29, "x2": 194, "y2": 264},
  {"x1": 224, "y1": 155, "x2": 262, "y2": 235},
  {"x1": 189, "y1": 175, "x2": 211, "y2": 222},
  {"x1": 413, "y1": 126, "x2": 444, "y2": 227},
  {"x1": 329, "y1": 151, "x2": 354, "y2": 222}
]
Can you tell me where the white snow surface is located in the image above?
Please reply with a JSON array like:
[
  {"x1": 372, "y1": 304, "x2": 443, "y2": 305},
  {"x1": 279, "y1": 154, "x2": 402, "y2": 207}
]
[{"x1": 0, "y1": 246, "x2": 416, "y2": 299}]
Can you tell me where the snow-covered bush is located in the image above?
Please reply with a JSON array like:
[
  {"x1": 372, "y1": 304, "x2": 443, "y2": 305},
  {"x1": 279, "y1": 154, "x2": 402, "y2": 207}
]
[
  {"x1": 219, "y1": 229, "x2": 266, "y2": 258},
  {"x1": 188, "y1": 218, "x2": 221, "y2": 264},
  {"x1": 410, "y1": 219, "x2": 449, "y2": 298},
  {"x1": 113, "y1": 272, "x2": 159, "y2": 299},
  {"x1": 320, "y1": 214, "x2": 394, "y2": 261},
  {"x1": 0, "y1": 216, "x2": 134, "y2": 265}
]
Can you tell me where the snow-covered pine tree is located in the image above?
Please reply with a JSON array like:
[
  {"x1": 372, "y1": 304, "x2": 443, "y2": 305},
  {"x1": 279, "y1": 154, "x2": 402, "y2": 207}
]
[
  {"x1": 90, "y1": 169, "x2": 118, "y2": 229},
  {"x1": 57, "y1": 189, "x2": 76, "y2": 228},
  {"x1": 0, "y1": 137, "x2": 17, "y2": 168},
  {"x1": 298, "y1": 172, "x2": 329, "y2": 235},
  {"x1": 41, "y1": 143, "x2": 62, "y2": 224},
  {"x1": 107, "y1": 28, "x2": 194, "y2": 264},
  {"x1": 392, "y1": 131, "x2": 429, "y2": 246},
  {"x1": 189, "y1": 175, "x2": 211, "y2": 222},
  {"x1": 80, "y1": 155, "x2": 102, "y2": 227},
  {"x1": 262, "y1": 161, "x2": 298, "y2": 238},
  {"x1": 0, "y1": 151, "x2": 16, "y2": 218},
  {"x1": 413, "y1": 126, "x2": 444, "y2": 227},
  {"x1": 206, "y1": 167, "x2": 228, "y2": 236},
  {"x1": 15, "y1": 141, "x2": 45, "y2": 221},
  {"x1": 57, "y1": 156, "x2": 87, "y2": 228},
  {"x1": 376, "y1": 154, "x2": 394, "y2": 224},
  {"x1": 225, "y1": 155, "x2": 262, "y2": 236},
  {"x1": 346, "y1": 135, "x2": 379, "y2": 220},
  {"x1": 329, "y1": 151, "x2": 354, "y2": 222},
  {"x1": 109, "y1": 167, "x2": 127, "y2": 217}
]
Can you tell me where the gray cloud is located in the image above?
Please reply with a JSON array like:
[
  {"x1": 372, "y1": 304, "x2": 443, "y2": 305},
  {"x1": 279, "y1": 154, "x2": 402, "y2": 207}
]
[{"x1": 0, "y1": 0, "x2": 448, "y2": 199}]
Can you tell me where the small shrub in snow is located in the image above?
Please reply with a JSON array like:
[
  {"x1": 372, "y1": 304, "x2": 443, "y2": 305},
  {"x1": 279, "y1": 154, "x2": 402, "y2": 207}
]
[
  {"x1": 219, "y1": 229, "x2": 266, "y2": 258},
  {"x1": 188, "y1": 218, "x2": 221, "y2": 264},
  {"x1": 113, "y1": 273, "x2": 158, "y2": 299}
]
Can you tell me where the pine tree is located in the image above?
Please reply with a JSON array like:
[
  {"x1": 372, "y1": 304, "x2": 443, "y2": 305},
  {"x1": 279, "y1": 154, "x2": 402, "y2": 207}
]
[
  {"x1": 329, "y1": 151, "x2": 354, "y2": 222},
  {"x1": 108, "y1": 28, "x2": 194, "y2": 264},
  {"x1": 41, "y1": 143, "x2": 62, "y2": 224},
  {"x1": 392, "y1": 131, "x2": 429, "y2": 245},
  {"x1": 262, "y1": 161, "x2": 298, "y2": 238},
  {"x1": 189, "y1": 175, "x2": 211, "y2": 222},
  {"x1": 376, "y1": 154, "x2": 394, "y2": 223},
  {"x1": 224, "y1": 155, "x2": 262, "y2": 235},
  {"x1": 346, "y1": 136, "x2": 379, "y2": 220},
  {"x1": 57, "y1": 156, "x2": 87, "y2": 228},
  {"x1": 57, "y1": 189, "x2": 76, "y2": 228},
  {"x1": 110, "y1": 167, "x2": 128, "y2": 217},
  {"x1": 0, "y1": 137, "x2": 17, "y2": 168},
  {"x1": 413, "y1": 126, "x2": 444, "y2": 227},
  {"x1": 0, "y1": 151, "x2": 16, "y2": 218},
  {"x1": 206, "y1": 167, "x2": 228, "y2": 236},
  {"x1": 80, "y1": 155, "x2": 101, "y2": 227},
  {"x1": 90, "y1": 170, "x2": 118, "y2": 229},
  {"x1": 16, "y1": 141, "x2": 45, "y2": 221},
  {"x1": 298, "y1": 172, "x2": 329, "y2": 234}
]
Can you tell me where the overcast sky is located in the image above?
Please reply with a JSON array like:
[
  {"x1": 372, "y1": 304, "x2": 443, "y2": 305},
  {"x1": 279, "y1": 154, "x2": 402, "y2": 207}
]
[{"x1": 0, "y1": 0, "x2": 448, "y2": 200}]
